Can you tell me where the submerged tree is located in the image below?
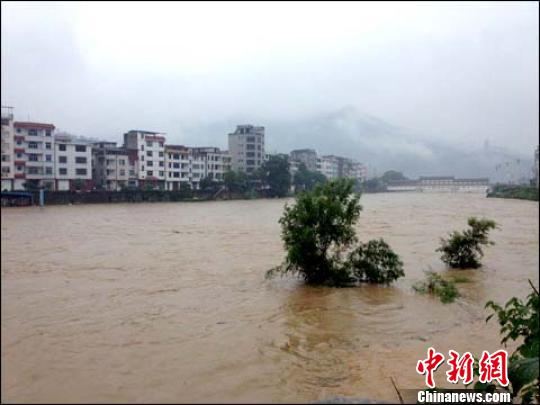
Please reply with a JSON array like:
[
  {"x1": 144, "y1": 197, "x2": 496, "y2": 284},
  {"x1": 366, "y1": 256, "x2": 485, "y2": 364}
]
[
  {"x1": 269, "y1": 178, "x2": 404, "y2": 286},
  {"x1": 437, "y1": 217, "x2": 498, "y2": 269}
]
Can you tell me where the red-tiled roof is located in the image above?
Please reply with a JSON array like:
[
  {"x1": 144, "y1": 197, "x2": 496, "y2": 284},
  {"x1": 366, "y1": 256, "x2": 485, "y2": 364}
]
[{"x1": 14, "y1": 122, "x2": 55, "y2": 130}]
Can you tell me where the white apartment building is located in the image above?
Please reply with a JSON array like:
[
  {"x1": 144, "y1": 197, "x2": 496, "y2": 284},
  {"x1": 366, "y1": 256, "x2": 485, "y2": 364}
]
[
  {"x1": 54, "y1": 134, "x2": 93, "y2": 191},
  {"x1": 12, "y1": 121, "x2": 56, "y2": 190},
  {"x1": 164, "y1": 145, "x2": 191, "y2": 191},
  {"x1": 317, "y1": 155, "x2": 339, "y2": 179},
  {"x1": 191, "y1": 147, "x2": 230, "y2": 182},
  {"x1": 228, "y1": 125, "x2": 265, "y2": 174},
  {"x1": 92, "y1": 142, "x2": 136, "y2": 191},
  {"x1": 1, "y1": 107, "x2": 15, "y2": 191},
  {"x1": 124, "y1": 130, "x2": 166, "y2": 189}
]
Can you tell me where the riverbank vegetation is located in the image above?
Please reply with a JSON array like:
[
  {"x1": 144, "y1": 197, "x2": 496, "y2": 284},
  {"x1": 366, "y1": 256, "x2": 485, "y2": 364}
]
[
  {"x1": 267, "y1": 178, "x2": 404, "y2": 286},
  {"x1": 487, "y1": 184, "x2": 539, "y2": 201},
  {"x1": 468, "y1": 281, "x2": 539, "y2": 403},
  {"x1": 437, "y1": 217, "x2": 498, "y2": 269}
]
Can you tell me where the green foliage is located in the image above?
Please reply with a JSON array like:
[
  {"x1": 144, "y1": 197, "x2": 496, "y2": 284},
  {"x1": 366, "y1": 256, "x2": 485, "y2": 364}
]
[
  {"x1": 380, "y1": 170, "x2": 408, "y2": 184},
  {"x1": 293, "y1": 163, "x2": 327, "y2": 192},
  {"x1": 487, "y1": 184, "x2": 539, "y2": 201},
  {"x1": 361, "y1": 177, "x2": 386, "y2": 193},
  {"x1": 437, "y1": 217, "x2": 498, "y2": 269},
  {"x1": 347, "y1": 239, "x2": 404, "y2": 284},
  {"x1": 469, "y1": 282, "x2": 539, "y2": 403},
  {"x1": 413, "y1": 271, "x2": 460, "y2": 303},
  {"x1": 260, "y1": 155, "x2": 291, "y2": 197},
  {"x1": 270, "y1": 178, "x2": 404, "y2": 286},
  {"x1": 198, "y1": 176, "x2": 216, "y2": 191},
  {"x1": 224, "y1": 170, "x2": 249, "y2": 193}
]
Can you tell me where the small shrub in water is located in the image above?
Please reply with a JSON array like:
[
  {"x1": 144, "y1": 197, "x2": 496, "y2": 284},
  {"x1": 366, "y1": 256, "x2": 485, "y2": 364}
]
[
  {"x1": 347, "y1": 239, "x2": 404, "y2": 284},
  {"x1": 437, "y1": 217, "x2": 498, "y2": 269},
  {"x1": 413, "y1": 271, "x2": 460, "y2": 303}
]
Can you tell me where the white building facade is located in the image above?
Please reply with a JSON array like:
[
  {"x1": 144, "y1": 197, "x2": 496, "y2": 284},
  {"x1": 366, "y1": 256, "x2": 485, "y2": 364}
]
[
  {"x1": 12, "y1": 121, "x2": 56, "y2": 190},
  {"x1": 54, "y1": 134, "x2": 93, "y2": 191},
  {"x1": 124, "y1": 130, "x2": 166, "y2": 189}
]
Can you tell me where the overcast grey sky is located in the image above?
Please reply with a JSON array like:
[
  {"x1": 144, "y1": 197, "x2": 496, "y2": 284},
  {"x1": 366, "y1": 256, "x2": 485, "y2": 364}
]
[{"x1": 1, "y1": 1, "x2": 538, "y2": 154}]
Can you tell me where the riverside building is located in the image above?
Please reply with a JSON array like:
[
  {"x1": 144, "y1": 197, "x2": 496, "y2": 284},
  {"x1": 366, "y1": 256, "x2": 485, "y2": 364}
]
[{"x1": 228, "y1": 125, "x2": 265, "y2": 174}]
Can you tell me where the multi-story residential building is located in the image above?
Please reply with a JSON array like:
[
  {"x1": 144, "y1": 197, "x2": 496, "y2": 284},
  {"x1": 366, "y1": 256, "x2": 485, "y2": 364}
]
[
  {"x1": 124, "y1": 130, "x2": 166, "y2": 189},
  {"x1": 192, "y1": 147, "x2": 230, "y2": 182},
  {"x1": 317, "y1": 155, "x2": 339, "y2": 179},
  {"x1": 228, "y1": 124, "x2": 265, "y2": 173},
  {"x1": 12, "y1": 121, "x2": 56, "y2": 190},
  {"x1": 92, "y1": 141, "x2": 136, "y2": 190},
  {"x1": 290, "y1": 149, "x2": 318, "y2": 172},
  {"x1": 1, "y1": 107, "x2": 15, "y2": 191},
  {"x1": 164, "y1": 144, "x2": 191, "y2": 190},
  {"x1": 54, "y1": 133, "x2": 93, "y2": 191}
]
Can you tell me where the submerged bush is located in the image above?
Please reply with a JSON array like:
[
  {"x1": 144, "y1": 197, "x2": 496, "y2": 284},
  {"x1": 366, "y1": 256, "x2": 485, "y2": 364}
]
[
  {"x1": 347, "y1": 239, "x2": 404, "y2": 284},
  {"x1": 268, "y1": 178, "x2": 404, "y2": 286},
  {"x1": 413, "y1": 271, "x2": 460, "y2": 303},
  {"x1": 437, "y1": 217, "x2": 498, "y2": 269}
]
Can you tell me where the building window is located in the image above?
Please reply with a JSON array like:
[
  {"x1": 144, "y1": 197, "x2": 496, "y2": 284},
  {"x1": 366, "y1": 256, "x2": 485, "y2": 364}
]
[
  {"x1": 119, "y1": 159, "x2": 125, "y2": 165},
  {"x1": 76, "y1": 168, "x2": 87, "y2": 175},
  {"x1": 16, "y1": 128, "x2": 21, "y2": 133},
  {"x1": 173, "y1": 162, "x2": 180, "y2": 169},
  {"x1": 45, "y1": 154, "x2": 52, "y2": 162},
  {"x1": 59, "y1": 144, "x2": 67, "y2": 151},
  {"x1": 75, "y1": 157, "x2": 87, "y2": 164},
  {"x1": 27, "y1": 167, "x2": 39, "y2": 174},
  {"x1": 141, "y1": 145, "x2": 144, "y2": 151},
  {"x1": 58, "y1": 156, "x2": 67, "y2": 163},
  {"x1": 45, "y1": 167, "x2": 53, "y2": 175},
  {"x1": 28, "y1": 142, "x2": 38, "y2": 149},
  {"x1": 159, "y1": 161, "x2": 164, "y2": 167},
  {"x1": 146, "y1": 151, "x2": 153, "y2": 157},
  {"x1": 28, "y1": 154, "x2": 39, "y2": 161},
  {"x1": 146, "y1": 141, "x2": 153, "y2": 147},
  {"x1": 28, "y1": 129, "x2": 37, "y2": 136},
  {"x1": 16, "y1": 153, "x2": 22, "y2": 158},
  {"x1": 59, "y1": 168, "x2": 67, "y2": 175},
  {"x1": 45, "y1": 130, "x2": 51, "y2": 137},
  {"x1": 159, "y1": 171, "x2": 164, "y2": 176},
  {"x1": 129, "y1": 170, "x2": 134, "y2": 176},
  {"x1": 75, "y1": 145, "x2": 86, "y2": 152},
  {"x1": 45, "y1": 142, "x2": 52, "y2": 149},
  {"x1": 159, "y1": 142, "x2": 163, "y2": 147},
  {"x1": 159, "y1": 151, "x2": 164, "y2": 157},
  {"x1": 120, "y1": 169, "x2": 125, "y2": 176},
  {"x1": 16, "y1": 140, "x2": 22, "y2": 145},
  {"x1": 147, "y1": 160, "x2": 153, "y2": 167},
  {"x1": 147, "y1": 170, "x2": 153, "y2": 176}
]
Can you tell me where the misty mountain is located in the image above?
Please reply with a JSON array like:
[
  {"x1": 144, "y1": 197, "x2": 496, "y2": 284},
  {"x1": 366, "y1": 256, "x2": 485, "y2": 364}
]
[{"x1": 179, "y1": 106, "x2": 535, "y2": 183}]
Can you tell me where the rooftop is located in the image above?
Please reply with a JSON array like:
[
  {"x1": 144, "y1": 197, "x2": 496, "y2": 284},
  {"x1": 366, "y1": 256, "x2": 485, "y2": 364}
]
[{"x1": 13, "y1": 121, "x2": 55, "y2": 130}]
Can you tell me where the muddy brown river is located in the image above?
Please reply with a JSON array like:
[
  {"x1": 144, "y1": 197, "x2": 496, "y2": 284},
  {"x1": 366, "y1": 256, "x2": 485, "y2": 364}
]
[{"x1": 1, "y1": 193, "x2": 538, "y2": 403}]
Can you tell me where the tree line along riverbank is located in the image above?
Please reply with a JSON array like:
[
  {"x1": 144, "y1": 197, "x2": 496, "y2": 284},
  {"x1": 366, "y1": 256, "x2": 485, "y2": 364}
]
[{"x1": 487, "y1": 184, "x2": 539, "y2": 201}]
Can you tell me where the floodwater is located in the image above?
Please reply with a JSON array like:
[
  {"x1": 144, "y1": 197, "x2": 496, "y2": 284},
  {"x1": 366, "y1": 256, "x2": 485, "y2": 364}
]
[{"x1": 1, "y1": 193, "x2": 538, "y2": 403}]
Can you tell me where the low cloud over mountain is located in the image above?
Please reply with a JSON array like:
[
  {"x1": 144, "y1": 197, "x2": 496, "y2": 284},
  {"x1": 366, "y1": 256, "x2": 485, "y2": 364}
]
[{"x1": 180, "y1": 106, "x2": 534, "y2": 182}]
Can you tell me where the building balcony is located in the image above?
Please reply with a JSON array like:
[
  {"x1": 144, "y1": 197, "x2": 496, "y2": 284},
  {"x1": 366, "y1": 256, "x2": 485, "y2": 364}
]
[
  {"x1": 14, "y1": 147, "x2": 25, "y2": 153},
  {"x1": 14, "y1": 173, "x2": 26, "y2": 179},
  {"x1": 26, "y1": 160, "x2": 45, "y2": 166},
  {"x1": 14, "y1": 160, "x2": 25, "y2": 165}
]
